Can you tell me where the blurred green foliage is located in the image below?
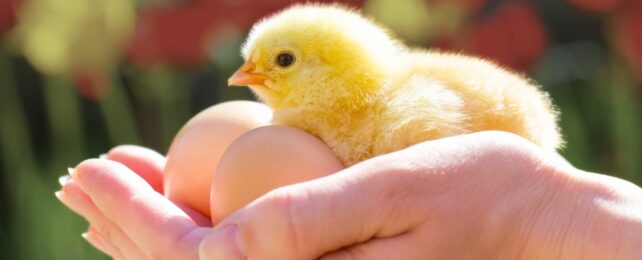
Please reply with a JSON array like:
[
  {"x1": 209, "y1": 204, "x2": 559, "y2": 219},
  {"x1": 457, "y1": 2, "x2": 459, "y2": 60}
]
[{"x1": 1, "y1": 0, "x2": 641, "y2": 259}]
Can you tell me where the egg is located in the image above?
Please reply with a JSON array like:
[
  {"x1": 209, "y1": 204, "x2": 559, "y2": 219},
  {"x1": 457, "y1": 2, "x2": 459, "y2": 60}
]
[
  {"x1": 210, "y1": 125, "x2": 345, "y2": 223},
  {"x1": 164, "y1": 101, "x2": 272, "y2": 218}
]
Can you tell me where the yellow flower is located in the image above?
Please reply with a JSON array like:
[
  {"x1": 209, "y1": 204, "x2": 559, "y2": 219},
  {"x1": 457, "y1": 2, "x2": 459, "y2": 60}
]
[{"x1": 13, "y1": 0, "x2": 134, "y2": 75}]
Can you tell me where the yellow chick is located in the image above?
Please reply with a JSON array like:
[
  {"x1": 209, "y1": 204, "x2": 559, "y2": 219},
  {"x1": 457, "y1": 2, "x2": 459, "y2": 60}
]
[{"x1": 228, "y1": 4, "x2": 562, "y2": 166}]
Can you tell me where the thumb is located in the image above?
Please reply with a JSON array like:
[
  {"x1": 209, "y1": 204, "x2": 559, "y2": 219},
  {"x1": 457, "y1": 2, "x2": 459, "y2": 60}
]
[{"x1": 199, "y1": 155, "x2": 429, "y2": 260}]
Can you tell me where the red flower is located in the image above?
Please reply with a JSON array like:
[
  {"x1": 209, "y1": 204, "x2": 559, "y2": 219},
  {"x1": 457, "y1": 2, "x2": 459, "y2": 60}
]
[
  {"x1": 568, "y1": 0, "x2": 628, "y2": 13},
  {"x1": 431, "y1": 2, "x2": 546, "y2": 71},
  {"x1": 73, "y1": 69, "x2": 110, "y2": 100},
  {"x1": 127, "y1": 0, "x2": 364, "y2": 67},
  {"x1": 469, "y1": 2, "x2": 547, "y2": 71},
  {"x1": 0, "y1": 0, "x2": 21, "y2": 37},
  {"x1": 614, "y1": 3, "x2": 642, "y2": 78}
]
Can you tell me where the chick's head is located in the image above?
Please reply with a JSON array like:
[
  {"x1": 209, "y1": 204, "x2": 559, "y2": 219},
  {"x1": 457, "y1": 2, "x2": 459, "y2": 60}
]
[{"x1": 229, "y1": 4, "x2": 402, "y2": 110}]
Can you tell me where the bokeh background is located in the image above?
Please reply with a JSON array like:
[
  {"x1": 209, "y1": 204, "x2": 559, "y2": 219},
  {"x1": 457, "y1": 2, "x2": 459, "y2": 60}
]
[{"x1": 1, "y1": 0, "x2": 641, "y2": 258}]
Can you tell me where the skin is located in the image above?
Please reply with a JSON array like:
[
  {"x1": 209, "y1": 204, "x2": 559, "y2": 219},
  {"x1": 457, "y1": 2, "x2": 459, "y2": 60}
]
[{"x1": 56, "y1": 131, "x2": 642, "y2": 259}]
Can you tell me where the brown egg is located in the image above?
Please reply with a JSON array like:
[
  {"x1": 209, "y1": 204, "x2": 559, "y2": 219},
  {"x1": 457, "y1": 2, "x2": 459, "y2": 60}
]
[
  {"x1": 210, "y1": 125, "x2": 345, "y2": 223},
  {"x1": 164, "y1": 101, "x2": 272, "y2": 217}
]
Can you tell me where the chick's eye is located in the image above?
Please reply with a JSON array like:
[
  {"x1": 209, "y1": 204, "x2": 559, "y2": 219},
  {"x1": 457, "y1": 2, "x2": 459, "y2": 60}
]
[{"x1": 276, "y1": 52, "x2": 295, "y2": 67}]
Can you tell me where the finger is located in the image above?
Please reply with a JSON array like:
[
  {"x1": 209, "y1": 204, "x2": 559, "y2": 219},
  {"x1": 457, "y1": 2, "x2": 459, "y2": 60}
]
[
  {"x1": 200, "y1": 155, "x2": 430, "y2": 260},
  {"x1": 319, "y1": 229, "x2": 430, "y2": 260},
  {"x1": 106, "y1": 145, "x2": 166, "y2": 193},
  {"x1": 56, "y1": 180, "x2": 148, "y2": 259},
  {"x1": 74, "y1": 159, "x2": 211, "y2": 228},
  {"x1": 82, "y1": 230, "x2": 110, "y2": 254},
  {"x1": 73, "y1": 159, "x2": 211, "y2": 259},
  {"x1": 83, "y1": 226, "x2": 125, "y2": 259},
  {"x1": 199, "y1": 224, "x2": 245, "y2": 260}
]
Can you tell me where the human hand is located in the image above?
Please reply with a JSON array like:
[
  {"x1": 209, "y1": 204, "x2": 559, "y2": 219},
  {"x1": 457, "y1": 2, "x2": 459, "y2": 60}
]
[
  {"x1": 56, "y1": 145, "x2": 212, "y2": 259},
  {"x1": 57, "y1": 132, "x2": 642, "y2": 259},
  {"x1": 199, "y1": 131, "x2": 642, "y2": 259}
]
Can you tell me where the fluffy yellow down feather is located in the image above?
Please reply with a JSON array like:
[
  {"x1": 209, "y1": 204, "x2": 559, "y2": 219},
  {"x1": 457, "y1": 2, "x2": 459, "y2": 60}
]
[{"x1": 228, "y1": 4, "x2": 562, "y2": 166}]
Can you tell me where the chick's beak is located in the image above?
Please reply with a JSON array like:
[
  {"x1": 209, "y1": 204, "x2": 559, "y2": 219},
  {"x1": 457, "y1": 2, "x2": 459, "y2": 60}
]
[{"x1": 228, "y1": 61, "x2": 269, "y2": 87}]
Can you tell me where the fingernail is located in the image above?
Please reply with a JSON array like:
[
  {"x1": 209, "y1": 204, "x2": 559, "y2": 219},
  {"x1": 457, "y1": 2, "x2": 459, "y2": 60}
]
[
  {"x1": 231, "y1": 225, "x2": 245, "y2": 257},
  {"x1": 54, "y1": 191, "x2": 62, "y2": 199},
  {"x1": 99, "y1": 153, "x2": 107, "y2": 159},
  {"x1": 67, "y1": 167, "x2": 76, "y2": 177},
  {"x1": 58, "y1": 175, "x2": 71, "y2": 186},
  {"x1": 207, "y1": 224, "x2": 246, "y2": 258},
  {"x1": 82, "y1": 231, "x2": 108, "y2": 253},
  {"x1": 220, "y1": 224, "x2": 245, "y2": 257}
]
